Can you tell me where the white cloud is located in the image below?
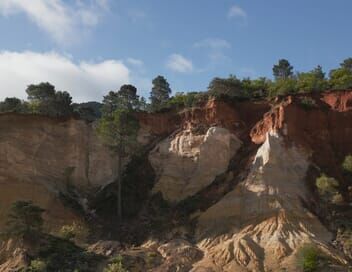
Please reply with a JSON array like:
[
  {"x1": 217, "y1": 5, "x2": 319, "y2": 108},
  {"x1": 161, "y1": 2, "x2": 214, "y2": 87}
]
[
  {"x1": 0, "y1": 0, "x2": 109, "y2": 44},
  {"x1": 194, "y1": 38, "x2": 231, "y2": 49},
  {"x1": 228, "y1": 5, "x2": 247, "y2": 20},
  {"x1": 166, "y1": 54, "x2": 194, "y2": 73},
  {"x1": 0, "y1": 51, "x2": 131, "y2": 102}
]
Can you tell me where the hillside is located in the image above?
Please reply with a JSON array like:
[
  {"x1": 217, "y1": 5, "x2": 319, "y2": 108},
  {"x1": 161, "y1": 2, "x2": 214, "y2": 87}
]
[{"x1": 0, "y1": 90, "x2": 352, "y2": 271}]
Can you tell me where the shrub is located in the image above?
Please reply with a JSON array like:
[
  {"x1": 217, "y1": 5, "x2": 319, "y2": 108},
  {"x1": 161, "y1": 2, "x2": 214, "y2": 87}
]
[
  {"x1": 2, "y1": 201, "x2": 45, "y2": 239},
  {"x1": 342, "y1": 155, "x2": 352, "y2": 173},
  {"x1": 296, "y1": 244, "x2": 322, "y2": 272},
  {"x1": 316, "y1": 174, "x2": 339, "y2": 195},
  {"x1": 27, "y1": 259, "x2": 47, "y2": 272},
  {"x1": 104, "y1": 255, "x2": 128, "y2": 272},
  {"x1": 37, "y1": 235, "x2": 99, "y2": 271},
  {"x1": 58, "y1": 222, "x2": 89, "y2": 244}
]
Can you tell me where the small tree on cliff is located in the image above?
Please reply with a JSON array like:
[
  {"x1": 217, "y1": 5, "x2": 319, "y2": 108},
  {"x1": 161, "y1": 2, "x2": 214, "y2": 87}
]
[
  {"x1": 98, "y1": 86, "x2": 140, "y2": 220},
  {"x1": 329, "y1": 58, "x2": 352, "y2": 90},
  {"x1": 273, "y1": 59, "x2": 294, "y2": 80},
  {"x1": 26, "y1": 82, "x2": 73, "y2": 117},
  {"x1": 149, "y1": 75, "x2": 171, "y2": 111},
  {"x1": 1, "y1": 201, "x2": 45, "y2": 239}
]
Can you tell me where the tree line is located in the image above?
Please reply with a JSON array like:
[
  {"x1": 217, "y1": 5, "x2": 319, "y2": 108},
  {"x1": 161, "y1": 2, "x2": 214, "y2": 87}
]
[{"x1": 2, "y1": 57, "x2": 352, "y2": 118}]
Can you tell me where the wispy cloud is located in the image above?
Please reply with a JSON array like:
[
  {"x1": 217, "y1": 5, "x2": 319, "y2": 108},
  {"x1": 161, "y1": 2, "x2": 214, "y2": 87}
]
[
  {"x1": 166, "y1": 54, "x2": 194, "y2": 73},
  {"x1": 0, "y1": 0, "x2": 109, "y2": 45},
  {"x1": 194, "y1": 38, "x2": 231, "y2": 50},
  {"x1": 228, "y1": 5, "x2": 247, "y2": 22},
  {"x1": 126, "y1": 58, "x2": 144, "y2": 67},
  {"x1": 0, "y1": 50, "x2": 131, "y2": 102}
]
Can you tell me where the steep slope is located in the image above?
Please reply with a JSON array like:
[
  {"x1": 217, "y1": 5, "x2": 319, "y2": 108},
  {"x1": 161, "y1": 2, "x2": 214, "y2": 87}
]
[
  {"x1": 194, "y1": 133, "x2": 346, "y2": 271},
  {"x1": 0, "y1": 113, "x2": 118, "y2": 229}
]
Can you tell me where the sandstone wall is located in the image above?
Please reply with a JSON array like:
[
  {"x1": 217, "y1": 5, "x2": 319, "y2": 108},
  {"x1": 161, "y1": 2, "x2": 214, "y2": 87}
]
[{"x1": 0, "y1": 114, "x2": 118, "y2": 229}]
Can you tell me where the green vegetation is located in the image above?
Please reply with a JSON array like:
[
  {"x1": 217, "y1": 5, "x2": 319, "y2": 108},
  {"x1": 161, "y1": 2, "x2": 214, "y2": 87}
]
[
  {"x1": 59, "y1": 222, "x2": 89, "y2": 244},
  {"x1": 33, "y1": 235, "x2": 99, "y2": 272},
  {"x1": 296, "y1": 244, "x2": 323, "y2": 272},
  {"x1": 1, "y1": 201, "x2": 45, "y2": 239},
  {"x1": 72, "y1": 101, "x2": 102, "y2": 121},
  {"x1": 2, "y1": 57, "x2": 352, "y2": 116},
  {"x1": 26, "y1": 82, "x2": 73, "y2": 117},
  {"x1": 273, "y1": 59, "x2": 294, "y2": 80},
  {"x1": 98, "y1": 84, "x2": 141, "y2": 219},
  {"x1": 315, "y1": 174, "x2": 343, "y2": 204},
  {"x1": 342, "y1": 155, "x2": 352, "y2": 173},
  {"x1": 104, "y1": 255, "x2": 128, "y2": 272},
  {"x1": 26, "y1": 259, "x2": 47, "y2": 272},
  {"x1": 149, "y1": 75, "x2": 172, "y2": 111},
  {"x1": 296, "y1": 66, "x2": 328, "y2": 93},
  {"x1": 329, "y1": 58, "x2": 352, "y2": 89}
]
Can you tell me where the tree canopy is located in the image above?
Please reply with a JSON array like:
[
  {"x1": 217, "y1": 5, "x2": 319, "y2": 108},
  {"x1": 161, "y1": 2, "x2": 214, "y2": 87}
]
[
  {"x1": 26, "y1": 82, "x2": 73, "y2": 117},
  {"x1": 2, "y1": 201, "x2": 45, "y2": 239},
  {"x1": 273, "y1": 59, "x2": 294, "y2": 80},
  {"x1": 98, "y1": 85, "x2": 141, "y2": 219},
  {"x1": 149, "y1": 75, "x2": 172, "y2": 110}
]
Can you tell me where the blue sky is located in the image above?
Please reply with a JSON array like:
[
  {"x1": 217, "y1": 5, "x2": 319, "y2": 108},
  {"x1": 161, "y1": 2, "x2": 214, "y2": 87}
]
[{"x1": 0, "y1": 0, "x2": 351, "y2": 102}]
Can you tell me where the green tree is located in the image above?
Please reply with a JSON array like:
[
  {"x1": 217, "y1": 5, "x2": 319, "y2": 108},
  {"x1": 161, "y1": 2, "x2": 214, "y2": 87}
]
[
  {"x1": 296, "y1": 65, "x2": 328, "y2": 93},
  {"x1": 329, "y1": 59, "x2": 352, "y2": 89},
  {"x1": 296, "y1": 244, "x2": 321, "y2": 272},
  {"x1": 98, "y1": 87, "x2": 140, "y2": 219},
  {"x1": 149, "y1": 76, "x2": 171, "y2": 110},
  {"x1": 102, "y1": 85, "x2": 140, "y2": 116},
  {"x1": 26, "y1": 82, "x2": 73, "y2": 117},
  {"x1": 273, "y1": 59, "x2": 294, "y2": 80},
  {"x1": 241, "y1": 77, "x2": 271, "y2": 98},
  {"x1": 340, "y1": 58, "x2": 352, "y2": 72},
  {"x1": 2, "y1": 201, "x2": 45, "y2": 239},
  {"x1": 208, "y1": 75, "x2": 245, "y2": 98},
  {"x1": 0, "y1": 97, "x2": 25, "y2": 113},
  {"x1": 268, "y1": 77, "x2": 298, "y2": 97}
]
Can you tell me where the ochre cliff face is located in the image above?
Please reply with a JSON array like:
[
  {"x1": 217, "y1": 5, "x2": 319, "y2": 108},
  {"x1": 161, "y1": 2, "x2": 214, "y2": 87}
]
[
  {"x1": 1, "y1": 91, "x2": 352, "y2": 272},
  {"x1": 0, "y1": 114, "x2": 118, "y2": 229},
  {"x1": 250, "y1": 92, "x2": 352, "y2": 179}
]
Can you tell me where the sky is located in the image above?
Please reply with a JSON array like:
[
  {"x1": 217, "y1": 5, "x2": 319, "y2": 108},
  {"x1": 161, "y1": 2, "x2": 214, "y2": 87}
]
[{"x1": 0, "y1": 0, "x2": 352, "y2": 102}]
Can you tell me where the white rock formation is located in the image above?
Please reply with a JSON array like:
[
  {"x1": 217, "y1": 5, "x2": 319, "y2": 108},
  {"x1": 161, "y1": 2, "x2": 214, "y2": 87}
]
[
  {"x1": 149, "y1": 127, "x2": 242, "y2": 202},
  {"x1": 194, "y1": 132, "x2": 346, "y2": 271}
]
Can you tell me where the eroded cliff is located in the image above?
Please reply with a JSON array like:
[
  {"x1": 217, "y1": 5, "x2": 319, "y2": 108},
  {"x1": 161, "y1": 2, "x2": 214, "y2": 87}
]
[{"x1": 1, "y1": 91, "x2": 352, "y2": 272}]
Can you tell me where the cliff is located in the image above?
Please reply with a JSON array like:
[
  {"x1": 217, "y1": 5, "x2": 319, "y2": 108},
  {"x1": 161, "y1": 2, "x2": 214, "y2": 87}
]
[
  {"x1": 1, "y1": 91, "x2": 352, "y2": 271},
  {"x1": 0, "y1": 114, "x2": 118, "y2": 230}
]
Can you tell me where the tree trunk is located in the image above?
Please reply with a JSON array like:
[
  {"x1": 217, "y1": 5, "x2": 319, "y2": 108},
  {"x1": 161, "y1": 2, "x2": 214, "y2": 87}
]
[{"x1": 117, "y1": 154, "x2": 122, "y2": 220}]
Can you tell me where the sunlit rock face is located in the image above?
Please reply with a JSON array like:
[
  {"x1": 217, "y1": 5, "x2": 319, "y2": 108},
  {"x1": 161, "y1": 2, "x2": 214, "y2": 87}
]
[
  {"x1": 149, "y1": 127, "x2": 242, "y2": 202},
  {"x1": 194, "y1": 133, "x2": 345, "y2": 272},
  {"x1": 0, "y1": 114, "x2": 118, "y2": 229}
]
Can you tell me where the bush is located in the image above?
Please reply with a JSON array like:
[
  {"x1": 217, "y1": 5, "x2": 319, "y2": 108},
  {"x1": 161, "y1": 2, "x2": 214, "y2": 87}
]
[
  {"x1": 296, "y1": 244, "x2": 322, "y2": 272},
  {"x1": 37, "y1": 235, "x2": 99, "y2": 272},
  {"x1": 2, "y1": 201, "x2": 45, "y2": 239},
  {"x1": 342, "y1": 155, "x2": 352, "y2": 173},
  {"x1": 104, "y1": 255, "x2": 128, "y2": 272},
  {"x1": 26, "y1": 259, "x2": 47, "y2": 272},
  {"x1": 59, "y1": 222, "x2": 89, "y2": 244},
  {"x1": 316, "y1": 174, "x2": 339, "y2": 195},
  {"x1": 316, "y1": 174, "x2": 342, "y2": 204}
]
